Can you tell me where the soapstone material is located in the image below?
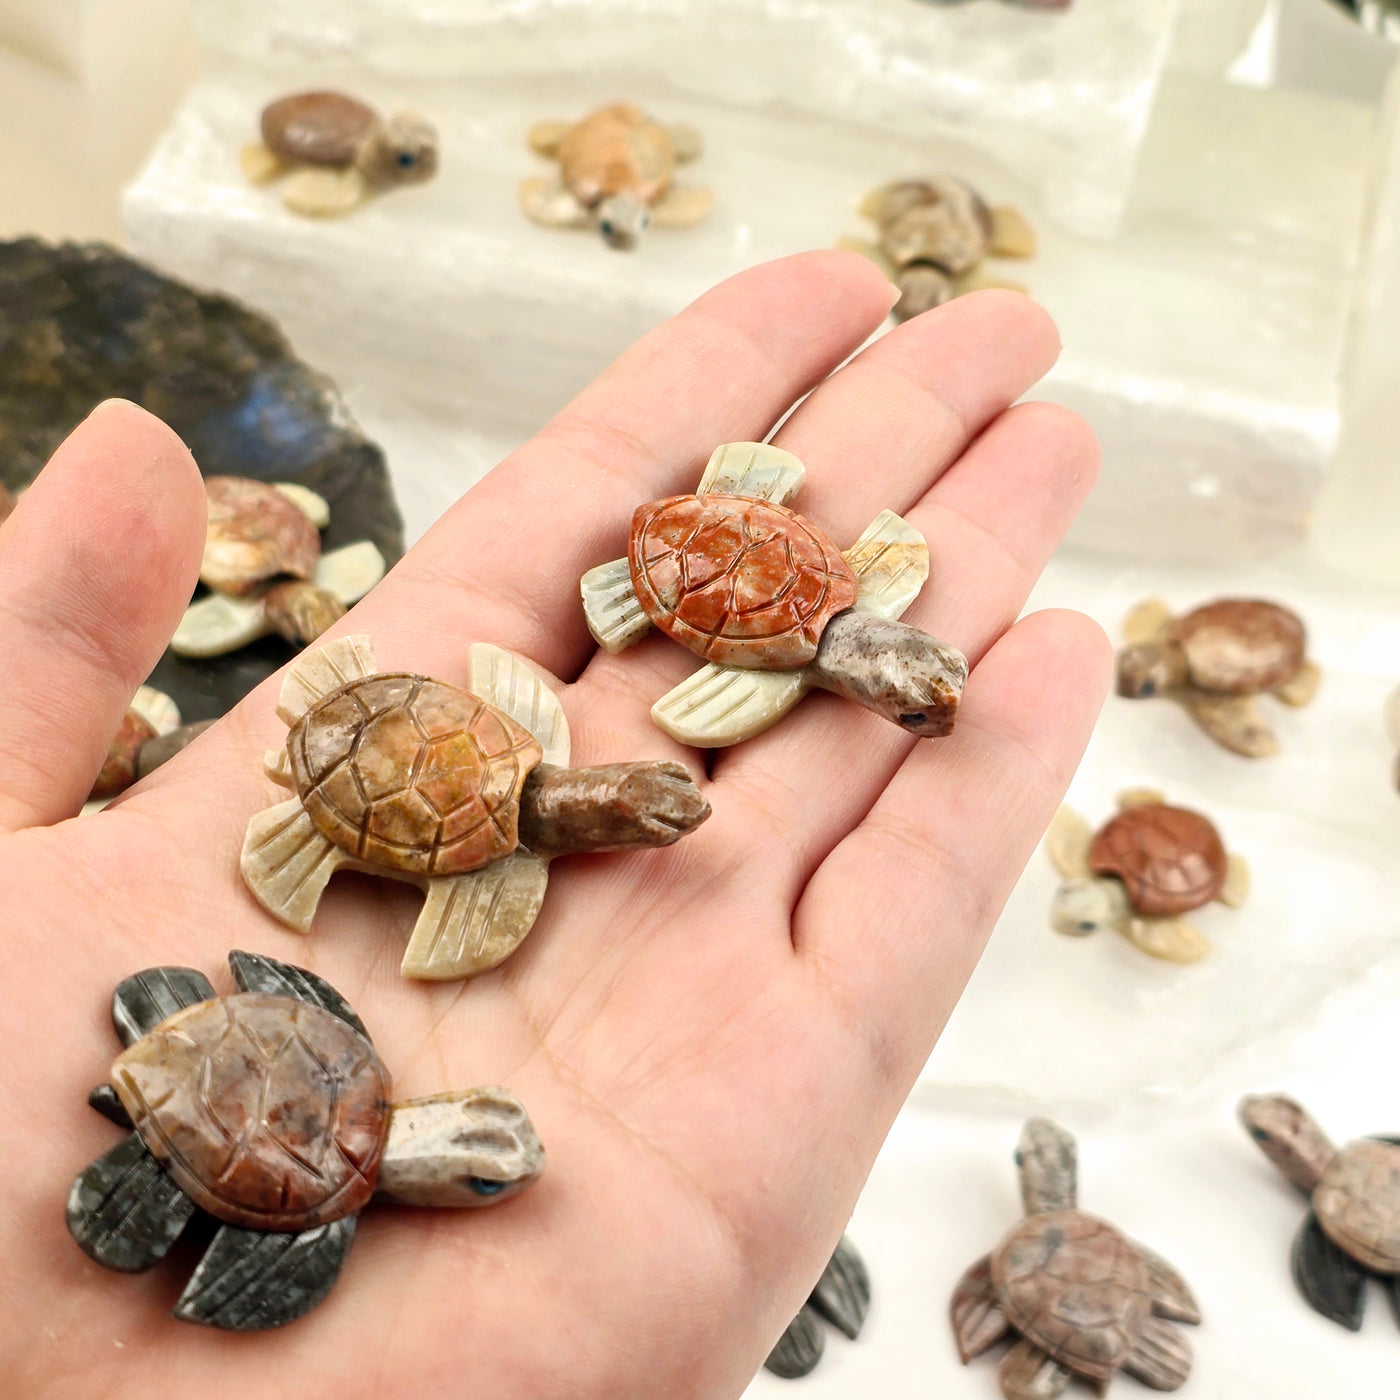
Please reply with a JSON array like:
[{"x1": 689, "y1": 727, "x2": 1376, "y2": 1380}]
[
  {"x1": 242, "y1": 635, "x2": 709, "y2": 979},
  {"x1": 66, "y1": 949, "x2": 544, "y2": 1330},
  {"x1": 1239, "y1": 1095, "x2": 1400, "y2": 1332},
  {"x1": 952, "y1": 1119, "x2": 1200, "y2": 1394},
  {"x1": 765, "y1": 1237, "x2": 871, "y2": 1379},
  {"x1": 0, "y1": 238, "x2": 403, "y2": 722},
  {"x1": 90, "y1": 710, "x2": 158, "y2": 801},
  {"x1": 583, "y1": 441, "x2": 966, "y2": 745}
]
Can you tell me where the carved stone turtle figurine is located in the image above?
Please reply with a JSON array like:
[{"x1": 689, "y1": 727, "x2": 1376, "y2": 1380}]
[
  {"x1": 1116, "y1": 597, "x2": 1320, "y2": 758},
  {"x1": 765, "y1": 1236, "x2": 871, "y2": 1379},
  {"x1": 520, "y1": 102, "x2": 715, "y2": 250},
  {"x1": 68, "y1": 950, "x2": 542, "y2": 1330},
  {"x1": 243, "y1": 634, "x2": 710, "y2": 980},
  {"x1": 240, "y1": 91, "x2": 439, "y2": 218},
  {"x1": 86, "y1": 684, "x2": 183, "y2": 805},
  {"x1": 840, "y1": 176, "x2": 1036, "y2": 321},
  {"x1": 1044, "y1": 789, "x2": 1248, "y2": 963},
  {"x1": 953, "y1": 1119, "x2": 1201, "y2": 1397},
  {"x1": 172, "y1": 477, "x2": 385, "y2": 659},
  {"x1": 1239, "y1": 1094, "x2": 1400, "y2": 1331},
  {"x1": 582, "y1": 441, "x2": 968, "y2": 746}
]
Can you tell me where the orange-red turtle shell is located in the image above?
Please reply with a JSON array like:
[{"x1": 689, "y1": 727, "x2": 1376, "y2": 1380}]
[
  {"x1": 628, "y1": 493, "x2": 859, "y2": 669},
  {"x1": 112, "y1": 993, "x2": 391, "y2": 1232},
  {"x1": 991, "y1": 1210, "x2": 1153, "y2": 1384},
  {"x1": 289, "y1": 674, "x2": 544, "y2": 877},
  {"x1": 1089, "y1": 804, "x2": 1227, "y2": 919}
]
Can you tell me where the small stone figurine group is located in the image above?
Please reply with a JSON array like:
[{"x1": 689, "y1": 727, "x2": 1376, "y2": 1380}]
[{"x1": 68, "y1": 443, "x2": 968, "y2": 1332}]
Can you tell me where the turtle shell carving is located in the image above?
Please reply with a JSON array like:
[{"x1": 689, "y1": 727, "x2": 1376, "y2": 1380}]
[
  {"x1": 558, "y1": 102, "x2": 676, "y2": 205},
  {"x1": 111, "y1": 993, "x2": 391, "y2": 1231},
  {"x1": 1172, "y1": 599, "x2": 1306, "y2": 694},
  {"x1": 288, "y1": 674, "x2": 544, "y2": 876},
  {"x1": 1314, "y1": 1140, "x2": 1400, "y2": 1274},
  {"x1": 262, "y1": 91, "x2": 380, "y2": 168},
  {"x1": 991, "y1": 1211, "x2": 1152, "y2": 1384},
  {"x1": 1089, "y1": 803, "x2": 1227, "y2": 918},
  {"x1": 628, "y1": 493, "x2": 860, "y2": 668}
]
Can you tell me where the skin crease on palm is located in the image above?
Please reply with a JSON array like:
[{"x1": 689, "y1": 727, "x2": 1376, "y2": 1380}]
[{"x1": 0, "y1": 251, "x2": 1110, "y2": 1400}]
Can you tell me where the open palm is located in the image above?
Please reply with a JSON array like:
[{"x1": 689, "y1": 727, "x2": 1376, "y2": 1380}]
[{"x1": 0, "y1": 252, "x2": 1108, "y2": 1400}]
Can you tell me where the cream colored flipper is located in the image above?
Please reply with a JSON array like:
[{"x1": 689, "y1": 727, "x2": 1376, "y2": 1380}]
[
  {"x1": 313, "y1": 540, "x2": 385, "y2": 605},
  {"x1": 1186, "y1": 691, "x2": 1278, "y2": 758},
  {"x1": 240, "y1": 799, "x2": 350, "y2": 933},
  {"x1": 649, "y1": 185, "x2": 715, "y2": 229},
  {"x1": 1044, "y1": 807, "x2": 1093, "y2": 879},
  {"x1": 651, "y1": 664, "x2": 807, "y2": 748},
  {"x1": 528, "y1": 120, "x2": 570, "y2": 157},
  {"x1": 282, "y1": 167, "x2": 370, "y2": 218},
  {"x1": 400, "y1": 850, "x2": 550, "y2": 980},
  {"x1": 698, "y1": 442, "x2": 806, "y2": 503},
  {"x1": 131, "y1": 686, "x2": 180, "y2": 736},
  {"x1": 264, "y1": 749, "x2": 294, "y2": 787},
  {"x1": 240, "y1": 142, "x2": 286, "y2": 185},
  {"x1": 1125, "y1": 917, "x2": 1211, "y2": 964},
  {"x1": 468, "y1": 643, "x2": 570, "y2": 766},
  {"x1": 1115, "y1": 787, "x2": 1165, "y2": 810},
  {"x1": 273, "y1": 482, "x2": 330, "y2": 527},
  {"x1": 1123, "y1": 598, "x2": 1176, "y2": 645},
  {"x1": 519, "y1": 176, "x2": 590, "y2": 228},
  {"x1": 843, "y1": 510, "x2": 929, "y2": 620},
  {"x1": 988, "y1": 205, "x2": 1037, "y2": 259},
  {"x1": 1218, "y1": 852, "x2": 1251, "y2": 909},
  {"x1": 665, "y1": 122, "x2": 704, "y2": 163},
  {"x1": 581, "y1": 556, "x2": 652, "y2": 653},
  {"x1": 835, "y1": 235, "x2": 896, "y2": 281},
  {"x1": 277, "y1": 634, "x2": 377, "y2": 725},
  {"x1": 1275, "y1": 660, "x2": 1321, "y2": 708}
]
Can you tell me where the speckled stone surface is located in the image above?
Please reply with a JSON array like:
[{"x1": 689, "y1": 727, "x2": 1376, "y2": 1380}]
[
  {"x1": 91, "y1": 709, "x2": 158, "y2": 800},
  {"x1": 0, "y1": 238, "x2": 403, "y2": 722},
  {"x1": 1088, "y1": 804, "x2": 1228, "y2": 918}
]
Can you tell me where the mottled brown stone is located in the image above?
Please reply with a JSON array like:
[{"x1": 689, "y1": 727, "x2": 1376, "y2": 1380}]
[
  {"x1": 263, "y1": 578, "x2": 347, "y2": 645},
  {"x1": 629, "y1": 493, "x2": 859, "y2": 668},
  {"x1": 91, "y1": 709, "x2": 158, "y2": 800},
  {"x1": 876, "y1": 176, "x2": 993, "y2": 276},
  {"x1": 1170, "y1": 599, "x2": 1307, "y2": 694},
  {"x1": 262, "y1": 92, "x2": 380, "y2": 168},
  {"x1": 1315, "y1": 1140, "x2": 1400, "y2": 1274},
  {"x1": 893, "y1": 263, "x2": 956, "y2": 321},
  {"x1": 1088, "y1": 804, "x2": 1227, "y2": 918},
  {"x1": 558, "y1": 102, "x2": 676, "y2": 207},
  {"x1": 203, "y1": 477, "x2": 321, "y2": 596},
  {"x1": 111, "y1": 993, "x2": 391, "y2": 1232},
  {"x1": 135, "y1": 718, "x2": 217, "y2": 780}
]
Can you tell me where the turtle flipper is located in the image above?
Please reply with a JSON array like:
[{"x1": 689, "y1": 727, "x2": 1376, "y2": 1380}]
[
  {"x1": 843, "y1": 510, "x2": 930, "y2": 621},
  {"x1": 1137, "y1": 1242, "x2": 1203, "y2": 1324},
  {"x1": 1275, "y1": 659, "x2": 1322, "y2": 708},
  {"x1": 241, "y1": 798, "x2": 350, "y2": 933},
  {"x1": 170, "y1": 592, "x2": 270, "y2": 658},
  {"x1": 277, "y1": 634, "x2": 377, "y2": 725},
  {"x1": 281, "y1": 166, "x2": 370, "y2": 218},
  {"x1": 697, "y1": 442, "x2": 805, "y2": 504},
  {"x1": 651, "y1": 663, "x2": 808, "y2": 747},
  {"x1": 764, "y1": 1302, "x2": 826, "y2": 1378},
  {"x1": 996, "y1": 1339, "x2": 1070, "y2": 1398},
  {"x1": 66, "y1": 1132, "x2": 197, "y2": 1272},
  {"x1": 1185, "y1": 692, "x2": 1279, "y2": 758},
  {"x1": 310, "y1": 540, "x2": 386, "y2": 609},
  {"x1": 951, "y1": 1254, "x2": 1012, "y2": 1362},
  {"x1": 174, "y1": 1216, "x2": 357, "y2": 1330},
  {"x1": 527, "y1": 120, "x2": 570, "y2": 157},
  {"x1": 1044, "y1": 807, "x2": 1094, "y2": 879},
  {"x1": 581, "y1": 557, "x2": 653, "y2": 654},
  {"x1": 1123, "y1": 598, "x2": 1176, "y2": 645},
  {"x1": 240, "y1": 142, "x2": 286, "y2": 184},
  {"x1": 112, "y1": 966, "x2": 215, "y2": 1045},
  {"x1": 810, "y1": 1236, "x2": 871, "y2": 1340},
  {"x1": 469, "y1": 643, "x2": 570, "y2": 765},
  {"x1": 665, "y1": 122, "x2": 704, "y2": 163},
  {"x1": 1121, "y1": 1315, "x2": 1193, "y2": 1390},
  {"x1": 519, "y1": 176, "x2": 591, "y2": 229},
  {"x1": 649, "y1": 184, "x2": 716, "y2": 229},
  {"x1": 88, "y1": 1085, "x2": 133, "y2": 1128},
  {"x1": 399, "y1": 850, "x2": 550, "y2": 981},
  {"x1": 1292, "y1": 1209, "x2": 1368, "y2": 1331},
  {"x1": 227, "y1": 950, "x2": 369, "y2": 1040},
  {"x1": 1218, "y1": 852, "x2": 1251, "y2": 909},
  {"x1": 1124, "y1": 917, "x2": 1211, "y2": 964}
]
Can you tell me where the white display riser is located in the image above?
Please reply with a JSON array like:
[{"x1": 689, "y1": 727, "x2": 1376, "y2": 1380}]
[
  {"x1": 188, "y1": 0, "x2": 1179, "y2": 240},
  {"x1": 124, "y1": 69, "x2": 1373, "y2": 569},
  {"x1": 0, "y1": 0, "x2": 189, "y2": 88}
]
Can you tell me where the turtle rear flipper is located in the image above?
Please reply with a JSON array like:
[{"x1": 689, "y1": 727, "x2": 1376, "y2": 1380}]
[
  {"x1": 764, "y1": 1302, "x2": 826, "y2": 1379},
  {"x1": 282, "y1": 166, "x2": 369, "y2": 218},
  {"x1": 174, "y1": 1216, "x2": 357, "y2": 1330},
  {"x1": 112, "y1": 966, "x2": 215, "y2": 1045},
  {"x1": 951, "y1": 1254, "x2": 1012, "y2": 1363},
  {"x1": 649, "y1": 185, "x2": 716, "y2": 229},
  {"x1": 1122, "y1": 598, "x2": 1176, "y2": 646},
  {"x1": 528, "y1": 120, "x2": 571, "y2": 157},
  {"x1": 1044, "y1": 807, "x2": 1094, "y2": 880},
  {"x1": 810, "y1": 1236, "x2": 871, "y2": 1340},
  {"x1": 227, "y1": 950, "x2": 369, "y2": 1040},
  {"x1": 1185, "y1": 692, "x2": 1279, "y2": 758},
  {"x1": 519, "y1": 176, "x2": 591, "y2": 228},
  {"x1": 697, "y1": 441, "x2": 805, "y2": 504},
  {"x1": 581, "y1": 557, "x2": 652, "y2": 653},
  {"x1": 67, "y1": 1132, "x2": 197, "y2": 1272},
  {"x1": 240, "y1": 142, "x2": 287, "y2": 184},
  {"x1": 241, "y1": 799, "x2": 350, "y2": 933},
  {"x1": 1292, "y1": 1210, "x2": 1368, "y2": 1331},
  {"x1": 996, "y1": 1339, "x2": 1070, "y2": 1398},
  {"x1": 1124, "y1": 917, "x2": 1211, "y2": 965},
  {"x1": 1121, "y1": 1315, "x2": 1192, "y2": 1390},
  {"x1": 1276, "y1": 660, "x2": 1322, "y2": 708}
]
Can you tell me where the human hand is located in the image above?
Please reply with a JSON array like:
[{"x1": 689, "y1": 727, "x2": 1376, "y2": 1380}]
[{"x1": 0, "y1": 251, "x2": 1108, "y2": 1400}]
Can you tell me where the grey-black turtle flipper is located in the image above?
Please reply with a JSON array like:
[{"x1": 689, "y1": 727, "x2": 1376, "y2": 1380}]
[
  {"x1": 764, "y1": 1302, "x2": 826, "y2": 1378},
  {"x1": 66, "y1": 1132, "x2": 197, "y2": 1272},
  {"x1": 87, "y1": 1084, "x2": 132, "y2": 1128},
  {"x1": 809, "y1": 1235, "x2": 871, "y2": 1340},
  {"x1": 1292, "y1": 1210, "x2": 1367, "y2": 1331},
  {"x1": 112, "y1": 965, "x2": 215, "y2": 1045},
  {"x1": 173, "y1": 1217, "x2": 358, "y2": 1330},
  {"x1": 227, "y1": 949, "x2": 369, "y2": 1038}
]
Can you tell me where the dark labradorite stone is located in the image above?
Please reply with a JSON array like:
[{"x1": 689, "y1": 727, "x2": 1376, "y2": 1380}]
[
  {"x1": 0, "y1": 239, "x2": 403, "y2": 722},
  {"x1": 87, "y1": 1084, "x2": 133, "y2": 1128}
]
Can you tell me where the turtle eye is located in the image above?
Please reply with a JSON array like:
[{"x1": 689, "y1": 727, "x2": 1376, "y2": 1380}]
[
  {"x1": 1079, "y1": 921, "x2": 1095, "y2": 932},
  {"x1": 397, "y1": 151, "x2": 417, "y2": 168},
  {"x1": 600, "y1": 219, "x2": 616, "y2": 238},
  {"x1": 467, "y1": 1177, "x2": 508, "y2": 1197},
  {"x1": 1138, "y1": 680, "x2": 1156, "y2": 696}
]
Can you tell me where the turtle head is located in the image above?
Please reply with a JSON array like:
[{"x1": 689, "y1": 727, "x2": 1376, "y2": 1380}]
[
  {"x1": 595, "y1": 192, "x2": 649, "y2": 250},
  {"x1": 374, "y1": 1088, "x2": 544, "y2": 1209},
  {"x1": 363, "y1": 112, "x2": 439, "y2": 186},
  {"x1": 1050, "y1": 877, "x2": 1131, "y2": 937},
  {"x1": 1014, "y1": 1118, "x2": 1077, "y2": 1215},
  {"x1": 1238, "y1": 1094, "x2": 1335, "y2": 1194},
  {"x1": 1116, "y1": 640, "x2": 1189, "y2": 699}
]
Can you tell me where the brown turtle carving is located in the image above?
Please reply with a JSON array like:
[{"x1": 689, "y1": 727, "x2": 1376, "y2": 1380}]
[
  {"x1": 1239, "y1": 1095, "x2": 1400, "y2": 1331},
  {"x1": 582, "y1": 442, "x2": 967, "y2": 746},
  {"x1": 242, "y1": 635, "x2": 710, "y2": 980},
  {"x1": 67, "y1": 951, "x2": 544, "y2": 1330},
  {"x1": 952, "y1": 1119, "x2": 1201, "y2": 1397},
  {"x1": 1044, "y1": 790, "x2": 1248, "y2": 963},
  {"x1": 1116, "y1": 597, "x2": 1319, "y2": 757}
]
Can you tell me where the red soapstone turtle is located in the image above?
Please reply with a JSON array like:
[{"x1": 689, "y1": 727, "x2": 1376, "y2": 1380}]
[{"x1": 1088, "y1": 803, "x2": 1228, "y2": 919}]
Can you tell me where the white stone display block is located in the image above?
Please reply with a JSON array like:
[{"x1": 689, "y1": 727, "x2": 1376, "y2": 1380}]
[{"x1": 190, "y1": 0, "x2": 1180, "y2": 239}]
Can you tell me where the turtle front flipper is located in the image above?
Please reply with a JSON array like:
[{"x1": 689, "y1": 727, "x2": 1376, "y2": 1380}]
[
  {"x1": 698, "y1": 441, "x2": 805, "y2": 504},
  {"x1": 810, "y1": 1236, "x2": 871, "y2": 1340},
  {"x1": 1124, "y1": 917, "x2": 1211, "y2": 964},
  {"x1": 996, "y1": 1339, "x2": 1070, "y2": 1399},
  {"x1": 1217, "y1": 853, "x2": 1251, "y2": 909},
  {"x1": 842, "y1": 509, "x2": 930, "y2": 620},
  {"x1": 88, "y1": 1084, "x2": 133, "y2": 1127},
  {"x1": 113, "y1": 965, "x2": 216, "y2": 1045},
  {"x1": 1121, "y1": 1315, "x2": 1193, "y2": 1390},
  {"x1": 1185, "y1": 692, "x2": 1279, "y2": 759},
  {"x1": 1044, "y1": 807, "x2": 1094, "y2": 879},
  {"x1": 519, "y1": 176, "x2": 591, "y2": 229},
  {"x1": 67, "y1": 1132, "x2": 197, "y2": 1272},
  {"x1": 764, "y1": 1303, "x2": 826, "y2": 1379},
  {"x1": 281, "y1": 166, "x2": 370, "y2": 218},
  {"x1": 171, "y1": 592, "x2": 272, "y2": 658},
  {"x1": 1292, "y1": 1209, "x2": 1368, "y2": 1331},
  {"x1": 277, "y1": 634, "x2": 378, "y2": 724},
  {"x1": 1122, "y1": 598, "x2": 1176, "y2": 646},
  {"x1": 1275, "y1": 659, "x2": 1322, "y2": 708},
  {"x1": 399, "y1": 849, "x2": 549, "y2": 981},
  {"x1": 228, "y1": 950, "x2": 369, "y2": 1039},
  {"x1": 469, "y1": 643, "x2": 570, "y2": 765},
  {"x1": 652, "y1": 664, "x2": 809, "y2": 747},
  {"x1": 174, "y1": 1216, "x2": 357, "y2": 1330},
  {"x1": 951, "y1": 1255, "x2": 1012, "y2": 1362},
  {"x1": 649, "y1": 185, "x2": 716, "y2": 229},
  {"x1": 527, "y1": 120, "x2": 571, "y2": 157},
  {"x1": 581, "y1": 557, "x2": 653, "y2": 653},
  {"x1": 241, "y1": 799, "x2": 351, "y2": 933},
  {"x1": 240, "y1": 142, "x2": 287, "y2": 185}
]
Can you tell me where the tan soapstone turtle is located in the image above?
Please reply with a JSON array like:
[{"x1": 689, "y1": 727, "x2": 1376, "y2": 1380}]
[
  {"x1": 521, "y1": 102, "x2": 714, "y2": 250},
  {"x1": 1045, "y1": 789, "x2": 1248, "y2": 964},
  {"x1": 242, "y1": 634, "x2": 710, "y2": 980},
  {"x1": 1240, "y1": 1095, "x2": 1400, "y2": 1332},
  {"x1": 68, "y1": 951, "x2": 542, "y2": 1330},
  {"x1": 840, "y1": 176, "x2": 1036, "y2": 321},
  {"x1": 581, "y1": 441, "x2": 967, "y2": 746},
  {"x1": 953, "y1": 1119, "x2": 1200, "y2": 1398},
  {"x1": 1116, "y1": 597, "x2": 1320, "y2": 758},
  {"x1": 241, "y1": 91, "x2": 439, "y2": 218},
  {"x1": 173, "y1": 477, "x2": 385, "y2": 659}
]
